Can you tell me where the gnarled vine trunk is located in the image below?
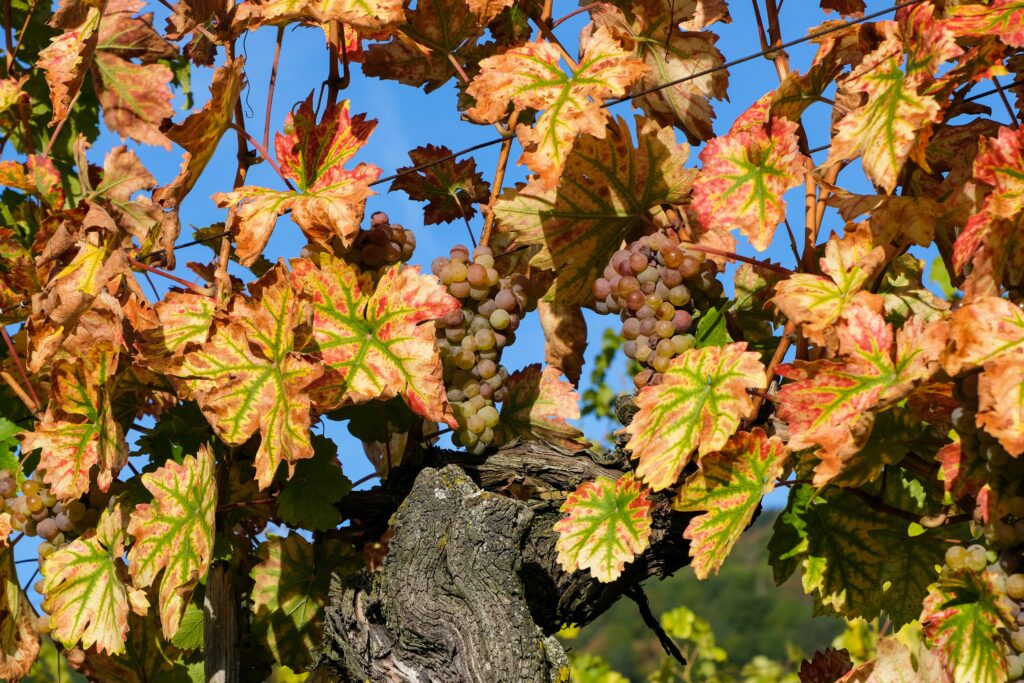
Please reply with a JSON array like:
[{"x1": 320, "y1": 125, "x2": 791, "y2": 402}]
[{"x1": 317, "y1": 440, "x2": 696, "y2": 681}]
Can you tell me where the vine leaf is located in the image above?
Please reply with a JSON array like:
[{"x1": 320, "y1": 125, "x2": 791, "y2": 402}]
[
  {"x1": 553, "y1": 473, "x2": 653, "y2": 583},
  {"x1": 769, "y1": 484, "x2": 943, "y2": 626},
  {"x1": 171, "y1": 267, "x2": 323, "y2": 489},
  {"x1": 775, "y1": 302, "x2": 946, "y2": 485},
  {"x1": 922, "y1": 568, "x2": 1014, "y2": 683},
  {"x1": 494, "y1": 116, "x2": 696, "y2": 304},
  {"x1": 944, "y1": 296, "x2": 1024, "y2": 455},
  {"x1": 42, "y1": 503, "x2": 150, "y2": 655},
  {"x1": 250, "y1": 534, "x2": 363, "y2": 670},
  {"x1": 495, "y1": 364, "x2": 585, "y2": 450},
  {"x1": 800, "y1": 648, "x2": 853, "y2": 683},
  {"x1": 838, "y1": 637, "x2": 947, "y2": 683},
  {"x1": 38, "y1": 0, "x2": 103, "y2": 125},
  {"x1": 92, "y1": 53, "x2": 174, "y2": 148},
  {"x1": 692, "y1": 111, "x2": 805, "y2": 251},
  {"x1": 389, "y1": 144, "x2": 491, "y2": 225},
  {"x1": 68, "y1": 609, "x2": 193, "y2": 682},
  {"x1": 674, "y1": 429, "x2": 788, "y2": 579},
  {"x1": 538, "y1": 300, "x2": 587, "y2": 385},
  {"x1": 276, "y1": 435, "x2": 351, "y2": 531},
  {"x1": 466, "y1": 24, "x2": 648, "y2": 187},
  {"x1": 138, "y1": 291, "x2": 217, "y2": 371},
  {"x1": 820, "y1": 0, "x2": 865, "y2": 16},
  {"x1": 155, "y1": 58, "x2": 245, "y2": 208},
  {"x1": 951, "y1": 126, "x2": 1024, "y2": 298},
  {"x1": 0, "y1": 155, "x2": 66, "y2": 208},
  {"x1": 126, "y1": 445, "x2": 217, "y2": 639},
  {"x1": 624, "y1": 342, "x2": 766, "y2": 492},
  {"x1": 0, "y1": 548, "x2": 39, "y2": 680},
  {"x1": 827, "y1": 27, "x2": 944, "y2": 193},
  {"x1": 214, "y1": 97, "x2": 381, "y2": 266},
  {"x1": 771, "y1": 228, "x2": 889, "y2": 347},
  {"x1": 593, "y1": 1, "x2": 728, "y2": 144},
  {"x1": 291, "y1": 254, "x2": 458, "y2": 426},
  {"x1": 22, "y1": 353, "x2": 129, "y2": 503},
  {"x1": 947, "y1": 1, "x2": 1024, "y2": 48}
]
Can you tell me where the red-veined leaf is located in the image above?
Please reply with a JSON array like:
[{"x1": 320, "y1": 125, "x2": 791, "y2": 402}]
[
  {"x1": 0, "y1": 155, "x2": 65, "y2": 207},
  {"x1": 674, "y1": 429, "x2": 788, "y2": 579},
  {"x1": 171, "y1": 268, "x2": 322, "y2": 488},
  {"x1": 944, "y1": 296, "x2": 1024, "y2": 375},
  {"x1": 978, "y1": 354, "x2": 1024, "y2": 456},
  {"x1": 553, "y1": 473, "x2": 653, "y2": 583},
  {"x1": 291, "y1": 254, "x2": 458, "y2": 426},
  {"x1": 214, "y1": 97, "x2": 381, "y2": 265},
  {"x1": 126, "y1": 446, "x2": 216, "y2": 638},
  {"x1": 37, "y1": 0, "x2": 102, "y2": 125},
  {"x1": 624, "y1": 342, "x2": 767, "y2": 491},
  {"x1": 466, "y1": 24, "x2": 648, "y2": 187},
  {"x1": 838, "y1": 638, "x2": 949, "y2": 683},
  {"x1": 692, "y1": 113, "x2": 804, "y2": 251}
]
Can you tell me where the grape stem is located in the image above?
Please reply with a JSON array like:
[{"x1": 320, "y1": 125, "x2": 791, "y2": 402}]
[
  {"x1": 681, "y1": 243, "x2": 792, "y2": 275},
  {"x1": 1, "y1": 327, "x2": 40, "y2": 413}
]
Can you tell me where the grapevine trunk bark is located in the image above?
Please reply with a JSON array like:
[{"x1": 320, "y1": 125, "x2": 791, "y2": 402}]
[{"x1": 317, "y1": 440, "x2": 695, "y2": 681}]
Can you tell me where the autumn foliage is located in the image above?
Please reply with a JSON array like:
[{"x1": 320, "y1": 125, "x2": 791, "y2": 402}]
[{"x1": 1, "y1": 0, "x2": 1024, "y2": 680}]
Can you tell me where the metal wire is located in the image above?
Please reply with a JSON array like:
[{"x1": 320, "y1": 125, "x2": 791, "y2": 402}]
[{"x1": 367, "y1": 0, "x2": 929, "y2": 188}]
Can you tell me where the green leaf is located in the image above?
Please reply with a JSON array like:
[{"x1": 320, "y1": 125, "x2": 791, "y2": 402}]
[
  {"x1": 276, "y1": 435, "x2": 351, "y2": 531},
  {"x1": 170, "y1": 603, "x2": 203, "y2": 651},
  {"x1": 922, "y1": 568, "x2": 1014, "y2": 683},
  {"x1": 624, "y1": 342, "x2": 766, "y2": 491},
  {"x1": 126, "y1": 446, "x2": 217, "y2": 639},
  {"x1": 251, "y1": 535, "x2": 363, "y2": 670},
  {"x1": 553, "y1": 473, "x2": 653, "y2": 583},
  {"x1": 0, "y1": 417, "x2": 22, "y2": 478},
  {"x1": 768, "y1": 484, "x2": 944, "y2": 625},
  {"x1": 694, "y1": 305, "x2": 731, "y2": 349},
  {"x1": 674, "y1": 429, "x2": 788, "y2": 579}
]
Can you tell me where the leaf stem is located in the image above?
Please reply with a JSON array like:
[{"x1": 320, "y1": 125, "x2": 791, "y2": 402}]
[
  {"x1": 680, "y1": 243, "x2": 792, "y2": 275},
  {"x1": 1, "y1": 327, "x2": 39, "y2": 412},
  {"x1": 128, "y1": 258, "x2": 211, "y2": 295},
  {"x1": 226, "y1": 122, "x2": 294, "y2": 191},
  {"x1": 263, "y1": 26, "x2": 285, "y2": 152},
  {"x1": 993, "y1": 77, "x2": 1020, "y2": 129},
  {"x1": 481, "y1": 111, "x2": 520, "y2": 245},
  {"x1": 551, "y1": 2, "x2": 599, "y2": 29},
  {"x1": 0, "y1": 370, "x2": 37, "y2": 415}
]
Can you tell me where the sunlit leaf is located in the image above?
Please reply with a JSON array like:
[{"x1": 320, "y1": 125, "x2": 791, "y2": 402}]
[
  {"x1": 126, "y1": 446, "x2": 216, "y2": 638},
  {"x1": 674, "y1": 429, "x2": 787, "y2": 579},
  {"x1": 155, "y1": 59, "x2": 245, "y2": 208},
  {"x1": 467, "y1": 24, "x2": 648, "y2": 187},
  {"x1": 38, "y1": 0, "x2": 102, "y2": 125},
  {"x1": 692, "y1": 112, "x2": 804, "y2": 251},
  {"x1": 171, "y1": 268, "x2": 322, "y2": 488},
  {"x1": 42, "y1": 504, "x2": 150, "y2": 655},
  {"x1": 947, "y1": 0, "x2": 1024, "y2": 48},
  {"x1": 922, "y1": 568, "x2": 1014, "y2": 683},
  {"x1": 553, "y1": 473, "x2": 653, "y2": 583},
  {"x1": 214, "y1": 97, "x2": 381, "y2": 265},
  {"x1": 624, "y1": 342, "x2": 767, "y2": 491},
  {"x1": 291, "y1": 254, "x2": 458, "y2": 426}
]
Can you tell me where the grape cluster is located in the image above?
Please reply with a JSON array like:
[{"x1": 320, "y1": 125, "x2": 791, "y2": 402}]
[
  {"x1": 592, "y1": 230, "x2": 725, "y2": 388},
  {"x1": 943, "y1": 544, "x2": 1024, "y2": 680},
  {"x1": 343, "y1": 211, "x2": 416, "y2": 268},
  {"x1": 953, "y1": 373, "x2": 1024, "y2": 547},
  {"x1": 432, "y1": 244, "x2": 530, "y2": 455},
  {"x1": 0, "y1": 470, "x2": 105, "y2": 635}
]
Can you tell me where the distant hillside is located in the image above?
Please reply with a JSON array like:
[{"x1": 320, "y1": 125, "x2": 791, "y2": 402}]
[{"x1": 564, "y1": 510, "x2": 844, "y2": 679}]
